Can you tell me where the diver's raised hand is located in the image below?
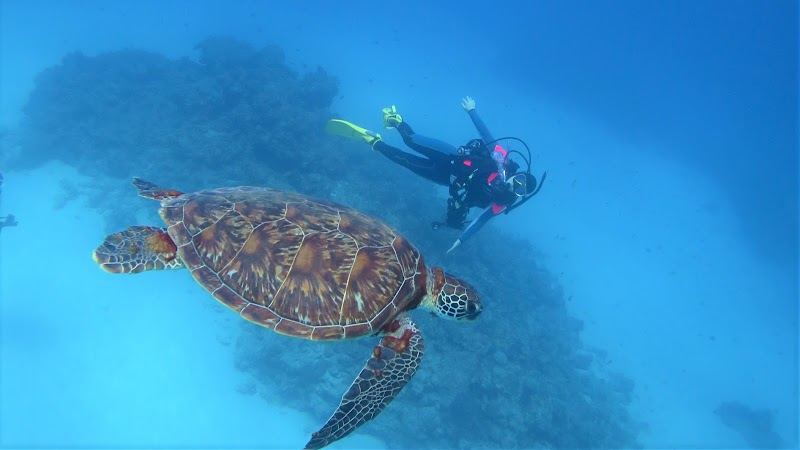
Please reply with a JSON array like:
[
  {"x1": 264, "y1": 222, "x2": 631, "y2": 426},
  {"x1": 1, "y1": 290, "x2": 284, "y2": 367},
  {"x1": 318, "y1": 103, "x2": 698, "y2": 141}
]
[{"x1": 461, "y1": 96, "x2": 476, "y2": 112}]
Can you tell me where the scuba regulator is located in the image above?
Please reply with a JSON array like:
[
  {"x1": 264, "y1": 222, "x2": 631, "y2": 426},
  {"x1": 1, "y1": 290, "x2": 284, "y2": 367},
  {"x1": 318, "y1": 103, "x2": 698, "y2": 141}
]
[{"x1": 485, "y1": 136, "x2": 547, "y2": 214}]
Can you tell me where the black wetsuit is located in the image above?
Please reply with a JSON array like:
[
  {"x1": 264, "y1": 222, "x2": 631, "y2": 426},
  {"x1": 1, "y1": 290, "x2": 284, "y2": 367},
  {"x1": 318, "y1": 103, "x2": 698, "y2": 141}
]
[{"x1": 372, "y1": 122, "x2": 469, "y2": 187}]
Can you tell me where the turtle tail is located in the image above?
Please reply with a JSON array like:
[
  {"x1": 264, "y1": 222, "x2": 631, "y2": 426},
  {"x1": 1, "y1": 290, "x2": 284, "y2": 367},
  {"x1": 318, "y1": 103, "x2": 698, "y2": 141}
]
[
  {"x1": 93, "y1": 225, "x2": 183, "y2": 274},
  {"x1": 132, "y1": 177, "x2": 184, "y2": 200}
]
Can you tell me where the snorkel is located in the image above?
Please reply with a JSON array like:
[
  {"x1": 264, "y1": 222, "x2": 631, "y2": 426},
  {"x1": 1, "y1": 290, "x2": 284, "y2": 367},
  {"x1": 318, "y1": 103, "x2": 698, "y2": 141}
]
[{"x1": 485, "y1": 136, "x2": 547, "y2": 214}]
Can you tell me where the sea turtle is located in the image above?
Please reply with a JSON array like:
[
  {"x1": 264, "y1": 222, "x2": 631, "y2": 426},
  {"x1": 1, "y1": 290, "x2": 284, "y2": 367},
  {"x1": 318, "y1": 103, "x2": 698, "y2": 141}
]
[{"x1": 93, "y1": 178, "x2": 482, "y2": 449}]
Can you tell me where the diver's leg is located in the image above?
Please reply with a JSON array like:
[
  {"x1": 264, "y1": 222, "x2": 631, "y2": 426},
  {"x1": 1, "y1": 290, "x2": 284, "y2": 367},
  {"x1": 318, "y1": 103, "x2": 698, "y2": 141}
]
[
  {"x1": 394, "y1": 122, "x2": 458, "y2": 158},
  {"x1": 373, "y1": 141, "x2": 451, "y2": 186}
]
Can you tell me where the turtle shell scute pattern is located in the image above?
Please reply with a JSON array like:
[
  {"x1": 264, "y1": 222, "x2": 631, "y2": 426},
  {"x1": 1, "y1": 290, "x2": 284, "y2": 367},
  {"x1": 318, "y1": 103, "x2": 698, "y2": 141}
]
[{"x1": 159, "y1": 187, "x2": 425, "y2": 341}]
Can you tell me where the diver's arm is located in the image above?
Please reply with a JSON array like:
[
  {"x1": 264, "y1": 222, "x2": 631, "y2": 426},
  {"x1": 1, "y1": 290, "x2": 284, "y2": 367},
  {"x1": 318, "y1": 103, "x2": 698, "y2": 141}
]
[
  {"x1": 461, "y1": 96, "x2": 496, "y2": 144},
  {"x1": 446, "y1": 205, "x2": 497, "y2": 255},
  {"x1": 460, "y1": 205, "x2": 496, "y2": 242}
]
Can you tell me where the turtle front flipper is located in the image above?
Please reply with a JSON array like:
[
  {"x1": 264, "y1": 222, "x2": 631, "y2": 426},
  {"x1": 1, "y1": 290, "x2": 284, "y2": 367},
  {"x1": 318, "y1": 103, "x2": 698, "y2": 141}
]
[
  {"x1": 93, "y1": 225, "x2": 183, "y2": 274},
  {"x1": 305, "y1": 314, "x2": 425, "y2": 449}
]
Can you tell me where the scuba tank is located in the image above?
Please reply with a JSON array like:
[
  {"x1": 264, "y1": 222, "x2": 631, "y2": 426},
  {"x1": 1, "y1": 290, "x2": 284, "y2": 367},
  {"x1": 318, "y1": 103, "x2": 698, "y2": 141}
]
[{"x1": 492, "y1": 146, "x2": 507, "y2": 181}]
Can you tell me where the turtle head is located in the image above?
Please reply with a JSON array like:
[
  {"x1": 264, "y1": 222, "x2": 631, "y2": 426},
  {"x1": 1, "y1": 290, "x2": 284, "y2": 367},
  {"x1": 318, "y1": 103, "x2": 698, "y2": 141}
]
[{"x1": 424, "y1": 267, "x2": 482, "y2": 321}]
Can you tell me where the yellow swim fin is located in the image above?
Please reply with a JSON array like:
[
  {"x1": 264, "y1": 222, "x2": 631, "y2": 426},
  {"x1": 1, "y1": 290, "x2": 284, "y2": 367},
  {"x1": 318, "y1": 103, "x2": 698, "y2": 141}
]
[{"x1": 325, "y1": 119, "x2": 381, "y2": 145}]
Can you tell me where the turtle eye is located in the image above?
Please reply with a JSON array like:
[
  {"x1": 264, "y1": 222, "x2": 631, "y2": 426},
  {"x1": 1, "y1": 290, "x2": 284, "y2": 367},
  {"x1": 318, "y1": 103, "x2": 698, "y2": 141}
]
[{"x1": 464, "y1": 300, "x2": 481, "y2": 320}]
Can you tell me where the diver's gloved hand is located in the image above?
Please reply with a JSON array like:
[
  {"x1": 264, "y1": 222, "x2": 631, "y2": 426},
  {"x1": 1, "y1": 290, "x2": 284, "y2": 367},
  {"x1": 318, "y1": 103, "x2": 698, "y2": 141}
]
[
  {"x1": 461, "y1": 96, "x2": 476, "y2": 112},
  {"x1": 382, "y1": 105, "x2": 403, "y2": 128}
]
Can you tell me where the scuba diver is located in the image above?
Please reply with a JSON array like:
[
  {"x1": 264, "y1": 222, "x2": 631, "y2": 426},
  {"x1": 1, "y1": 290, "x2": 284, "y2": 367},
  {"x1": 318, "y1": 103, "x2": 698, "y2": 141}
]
[
  {"x1": 0, "y1": 171, "x2": 18, "y2": 234},
  {"x1": 326, "y1": 97, "x2": 545, "y2": 253}
]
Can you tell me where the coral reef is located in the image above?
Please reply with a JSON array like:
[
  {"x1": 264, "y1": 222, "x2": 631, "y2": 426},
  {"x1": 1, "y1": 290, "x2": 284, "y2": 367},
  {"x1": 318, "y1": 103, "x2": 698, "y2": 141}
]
[
  {"x1": 715, "y1": 401, "x2": 785, "y2": 448},
  {"x1": 14, "y1": 37, "x2": 642, "y2": 448},
  {"x1": 16, "y1": 36, "x2": 340, "y2": 187}
]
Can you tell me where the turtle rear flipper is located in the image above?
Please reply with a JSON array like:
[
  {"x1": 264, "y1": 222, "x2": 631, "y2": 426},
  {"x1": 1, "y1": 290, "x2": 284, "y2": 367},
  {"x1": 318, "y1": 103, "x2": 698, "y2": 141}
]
[
  {"x1": 93, "y1": 225, "x2": 183, "y2": 274},
  {"x1": 305, "y1": 314, "x2": 424, "y2": 449}
]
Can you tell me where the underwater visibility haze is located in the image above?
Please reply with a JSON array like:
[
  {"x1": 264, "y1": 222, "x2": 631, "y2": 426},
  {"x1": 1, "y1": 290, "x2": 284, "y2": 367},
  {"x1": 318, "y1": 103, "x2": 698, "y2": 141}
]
[{"x1": 0, "y1": 1, "x2": 797, "y2": 449}]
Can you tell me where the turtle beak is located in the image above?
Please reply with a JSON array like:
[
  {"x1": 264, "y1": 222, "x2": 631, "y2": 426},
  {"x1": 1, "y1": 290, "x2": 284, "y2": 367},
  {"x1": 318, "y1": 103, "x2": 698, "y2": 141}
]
[{"x1": 464, "y1": 300, "x2": 482, "y2": 321}]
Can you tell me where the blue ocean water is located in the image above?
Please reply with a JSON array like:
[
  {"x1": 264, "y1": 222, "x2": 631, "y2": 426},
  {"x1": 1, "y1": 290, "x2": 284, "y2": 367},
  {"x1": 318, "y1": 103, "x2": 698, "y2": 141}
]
[{"x1": 0, "y1": 1, "x2": 796, "y2": 449}]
